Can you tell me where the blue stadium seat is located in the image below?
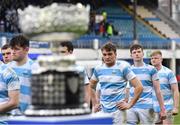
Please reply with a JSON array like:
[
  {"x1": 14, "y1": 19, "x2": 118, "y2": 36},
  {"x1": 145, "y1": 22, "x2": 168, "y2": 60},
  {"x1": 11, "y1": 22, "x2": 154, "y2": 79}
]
[{"x1": 72, "y1": 2, "x2": 171, "y2": 49}]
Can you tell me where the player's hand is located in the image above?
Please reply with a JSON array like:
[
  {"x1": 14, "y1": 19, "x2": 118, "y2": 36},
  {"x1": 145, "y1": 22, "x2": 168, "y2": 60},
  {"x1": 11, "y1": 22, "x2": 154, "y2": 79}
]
[
  {"x1": 172, "y1": 107, "x2": 179, "y2": 115},
  {"x1": 92, "y1": 103, "x2": 101, "y2": 113},
  {"x1": 116, "y1": 101, "x2": 131, "y2": 110},
  {"x1": 123, "y1": 98, "x2": 129, "y2": 103},
  {"x1": 160, "y1": 109, "x2": 166, "y2": 120}
]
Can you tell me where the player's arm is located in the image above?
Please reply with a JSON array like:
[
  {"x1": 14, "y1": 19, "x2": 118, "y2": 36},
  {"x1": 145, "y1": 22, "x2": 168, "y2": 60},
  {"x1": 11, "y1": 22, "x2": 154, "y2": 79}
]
[
  {"x1": 124, "y1": 82, "x2": 130, "y2": 103},
  {"x1": 84, "y1": 73, "x2": 90, "y2": 105},
  {"x1": 95, "y1": 83, "x2": 101, "y2": 104},
  {"x1": 94, "y1": 86, "x2": 101, "y2": 112},
  {"x1": 89, "y1": 79, "x2": 102, "y2": 113},
  {"x1": 153, "y1": 80, "x2": 166, "y2": 120},
  {"x1": 84, "y1": 84, "x2": 90, "y2": 105},
  {"x1": 89, "y1": 79, "x2": 98, "y2": 106},
  {"x1": 0, "y1": 90, "x2": 19, "y2": 113},
  {"x1": 117, "y1": 77, "x2": 143, "y2": 110},
  {"x1": 128, "y1": 77, "x2": 143, "y2": 107},
  {"x1": 171, "y1": 83, "x2": 179, "y2": 115}
]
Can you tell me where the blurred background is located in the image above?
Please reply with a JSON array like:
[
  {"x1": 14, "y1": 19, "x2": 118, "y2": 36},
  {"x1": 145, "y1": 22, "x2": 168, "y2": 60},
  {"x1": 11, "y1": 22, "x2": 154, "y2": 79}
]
[{"x1": 0, "y1": 0, "x2": 180, "y2": 123}]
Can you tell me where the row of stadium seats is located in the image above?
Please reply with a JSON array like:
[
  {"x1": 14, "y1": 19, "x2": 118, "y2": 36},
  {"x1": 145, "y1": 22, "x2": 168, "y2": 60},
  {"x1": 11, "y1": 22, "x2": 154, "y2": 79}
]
[
  {"x1": 72, "y1": 35, "x2": 171, "y2": 49},
  {"x1": 73, "y1": 1, "x2": 171, "y2": 49}
]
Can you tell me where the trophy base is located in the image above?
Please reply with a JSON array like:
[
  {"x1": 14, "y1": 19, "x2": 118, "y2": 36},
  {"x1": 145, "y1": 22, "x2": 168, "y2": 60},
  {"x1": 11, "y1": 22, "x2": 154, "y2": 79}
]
[{"x1": 25, "y1": 104, "x2": 91, "y2": 116}]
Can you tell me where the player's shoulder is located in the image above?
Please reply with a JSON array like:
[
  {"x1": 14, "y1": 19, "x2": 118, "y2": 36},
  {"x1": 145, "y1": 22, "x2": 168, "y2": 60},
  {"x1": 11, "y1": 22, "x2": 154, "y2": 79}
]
[
  {"x1": 117, "y1": 60, "x2": 131, "y2": 67},
  {"x1": 94, "y1": 63, "x2": 104, "y2": 70},
  {"x1": 0, "y1": 63, "x2": 17, "y2": 77},
  {"x1": 162, "y1": 65, "x2": 173, "y2": 73},
  {"x1": 28, "y1": 58, "x2": 35, "y2": 65},
  {"x1": 144, "y1": 63, "x2": 156, "y2": 70},
  {"x1": 28, "y1": 58, "x2": 40, "y2": 68}
]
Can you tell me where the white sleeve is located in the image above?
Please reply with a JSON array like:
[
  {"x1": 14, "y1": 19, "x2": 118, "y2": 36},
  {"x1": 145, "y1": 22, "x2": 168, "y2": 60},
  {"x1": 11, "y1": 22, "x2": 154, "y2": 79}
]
[
  {"x1": 126, "y1": 81, "x2": 130, "y2": 89},
  {"x1": 84, "y1": 74, "x2": 89, "y2": 85}
]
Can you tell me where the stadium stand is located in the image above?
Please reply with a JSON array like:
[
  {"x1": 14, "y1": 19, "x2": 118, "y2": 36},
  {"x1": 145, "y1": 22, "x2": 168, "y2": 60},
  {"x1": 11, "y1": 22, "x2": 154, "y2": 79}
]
[
  {"x1": 72, "y1": 0, "x2": 172, "y2": 49},
  {"x1": 130, "y1": 5, "x2": 180, "y2": 39}
]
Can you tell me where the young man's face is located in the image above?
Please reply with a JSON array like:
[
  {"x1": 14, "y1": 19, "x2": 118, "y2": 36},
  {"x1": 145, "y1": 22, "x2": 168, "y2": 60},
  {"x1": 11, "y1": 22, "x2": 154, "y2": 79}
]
[
  {"x1": 150, "y1": 54, "x2": 162, "y2": 67},
  {"x1": 1, "y1": 48, "x2": 12, "y2": 64},
  {"x1": 11, "y1": 45, "x2": 28, "y2": 62},
  {"x1": 102, "y1": 49, "x2": 116, "y2": 67},
  {"x1": 131, "y1": 48, "x2": 144, "y2": 62}
]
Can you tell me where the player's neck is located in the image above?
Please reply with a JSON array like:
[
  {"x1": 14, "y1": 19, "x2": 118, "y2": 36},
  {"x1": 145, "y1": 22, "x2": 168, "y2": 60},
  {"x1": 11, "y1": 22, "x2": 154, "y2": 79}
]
[
  {"x1": 155, "y1": 64, "x2": 162, "y2": 71},
  {"x1": 16, "y1": 56, "x2": 28, "y2": 66},
  {"x1": 105, "y1": 61, "x2": 115, "y2": 67},
  {"x1": 134, "y1": 60, "x2": 144, "y2": 67}
]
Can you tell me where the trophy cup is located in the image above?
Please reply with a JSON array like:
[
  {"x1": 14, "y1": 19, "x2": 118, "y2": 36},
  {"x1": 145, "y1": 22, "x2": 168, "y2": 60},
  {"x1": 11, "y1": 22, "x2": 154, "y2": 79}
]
[{"x1": 18, "y1": 3, "x2": 91, "y2": 116}]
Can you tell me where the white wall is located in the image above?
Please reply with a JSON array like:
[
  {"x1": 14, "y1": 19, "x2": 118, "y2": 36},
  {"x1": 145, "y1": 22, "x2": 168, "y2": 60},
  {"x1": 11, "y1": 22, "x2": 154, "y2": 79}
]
[{"x1": 73, "y1": 48, "x2": 175, "y2": 60}]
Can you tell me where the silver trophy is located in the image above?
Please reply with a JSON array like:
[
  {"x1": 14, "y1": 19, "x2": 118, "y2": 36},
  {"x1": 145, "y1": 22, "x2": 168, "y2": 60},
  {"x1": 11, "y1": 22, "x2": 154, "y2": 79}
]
[{"x1": 18, "y1": 3, "x2": 91, "y2": 116}]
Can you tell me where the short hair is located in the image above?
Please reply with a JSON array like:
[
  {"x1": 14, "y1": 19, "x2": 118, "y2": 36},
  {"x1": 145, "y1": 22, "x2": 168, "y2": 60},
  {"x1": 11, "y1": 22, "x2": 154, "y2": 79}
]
[
  {"x1": 10, "y1": 35, "x2": 29, "y2": 48},
  {"x1": 101, "y1": 42, "x2": 116, "y2": 53},
  {"x1": 130, "y1": 43, "x2": 143, "y2": 53},
  {"x1": 150, "y1": 50, "x2": 162, "y2": 57},
  {"x1": 60, "y1": 41, "x2": 74, "y2": 52},
  {"x1": 1, "y1": 43, "x2": 10, "y2": 50}
]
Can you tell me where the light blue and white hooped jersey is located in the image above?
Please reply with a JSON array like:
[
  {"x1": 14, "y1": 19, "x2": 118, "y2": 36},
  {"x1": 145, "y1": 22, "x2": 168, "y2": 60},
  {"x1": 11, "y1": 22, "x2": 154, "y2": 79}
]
[
  {"x1": 74, "y1": 65, "x2": 90, "y2": 85},
  {"x1": 91, "y1": 61, "x2": 136, "y2": 113},
  {"x1": 0, "y1": 63, "x2": 20, "y2": 110},
  {"x1": 8, "y1": 58, "x2": 40, "y2": 112},
  {"x1": 153, "y1": 66, "x2": 177, "y2": 112},
  {"x1": 130, "y1": 63, "x2": 159, "y2": 109}
]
